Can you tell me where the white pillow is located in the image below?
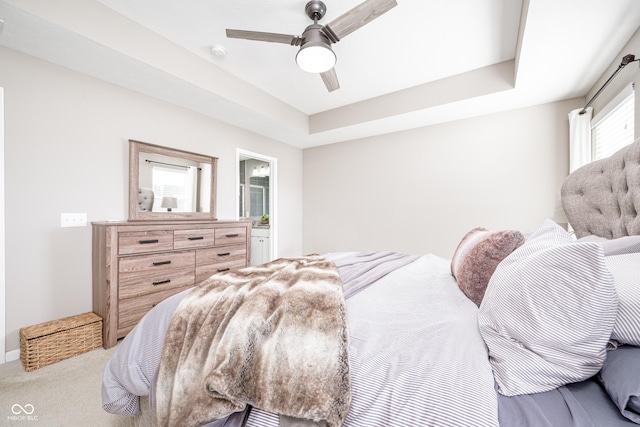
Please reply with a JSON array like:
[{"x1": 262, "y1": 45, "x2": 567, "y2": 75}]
[
  {"x1": 577, "y1": 234, "x2": 640, "y2": 256},
  {"x1": 604, "y1": 253, "x2": 640, "y2": 346},
  {"x1": 478, "y1": 220, "x2": 618, "y2": 396}
]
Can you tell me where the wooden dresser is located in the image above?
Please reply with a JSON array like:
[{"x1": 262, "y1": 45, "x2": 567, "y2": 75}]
[{"x1": 92, "y1": 220, "x2": 251, "y2": 348}]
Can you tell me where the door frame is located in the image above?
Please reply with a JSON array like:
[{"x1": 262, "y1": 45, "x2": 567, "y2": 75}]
[
  {"x1": 236, "y1": 149, "x2": 277, "y2": 262},
  {"x1": 1, "y1": 88, "x2": 6, "y2": 363}
]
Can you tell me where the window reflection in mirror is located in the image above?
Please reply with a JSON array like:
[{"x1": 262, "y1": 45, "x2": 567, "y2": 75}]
[{"x1": 138, "y1": 152, "x2": 211, "y2": 213}]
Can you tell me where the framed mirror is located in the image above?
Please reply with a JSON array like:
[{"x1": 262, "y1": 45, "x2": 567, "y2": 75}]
[{"x1": 128, "y1": 139, "x2": 218, "y2": 221}]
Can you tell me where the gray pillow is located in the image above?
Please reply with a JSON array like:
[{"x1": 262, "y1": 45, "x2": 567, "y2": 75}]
[
  {"x1": 598, "y1": 345, "x2": 640, "y2": 423},
  {"x1": 603, "y1": 253, "x2": 640, "y2": 346},
  {"x1": 450, "y1": 227, "x2": 525, "y2": 306},
  {"x1": 478, "y1": 220, "x2": 618, "y2": 396}
]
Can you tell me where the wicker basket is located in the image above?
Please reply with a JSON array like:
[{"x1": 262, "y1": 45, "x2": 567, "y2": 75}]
[{"x1": 19, "y1": 312, "x2": 103, "y2": 372}]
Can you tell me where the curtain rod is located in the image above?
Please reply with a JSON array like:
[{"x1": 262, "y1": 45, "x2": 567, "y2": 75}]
[
  {"x1": 145, "y1": 159, "x2": 201, "y2": 170},
  {"x1": 579, "y1": 53, "x2": 640, "y2": 115}
]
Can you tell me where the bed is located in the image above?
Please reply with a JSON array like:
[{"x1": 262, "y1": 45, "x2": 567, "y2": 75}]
[{"x1": 102, "y1": 138, "x2": 640, "y2": 427}]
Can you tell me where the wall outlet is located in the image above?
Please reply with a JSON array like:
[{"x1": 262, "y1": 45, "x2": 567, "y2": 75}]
[{"x1": 61, "y1": 213, "x2": 87, "y2": 228}]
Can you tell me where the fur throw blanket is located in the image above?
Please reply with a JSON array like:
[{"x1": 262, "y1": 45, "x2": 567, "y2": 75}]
[{"x1": 156, "y1": 256, "x2": 351, "y2": 427}]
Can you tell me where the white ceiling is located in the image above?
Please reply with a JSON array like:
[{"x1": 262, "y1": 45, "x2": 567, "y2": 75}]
[{"x1": 1, "y1": 0, "x2": 639, "y2": 148}]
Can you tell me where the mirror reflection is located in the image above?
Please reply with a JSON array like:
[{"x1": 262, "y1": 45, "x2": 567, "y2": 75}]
[
  {"x1": 129, "y1": 140, "x2": 218, "y2": 221},
  {"x1": 138, "y1": 151, "x2": 211, "y2": 213}
]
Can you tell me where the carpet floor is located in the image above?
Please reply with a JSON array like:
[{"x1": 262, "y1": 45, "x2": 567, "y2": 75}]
[{"x1": 0, "y1": 346, "x2": 133, "y2": 427}]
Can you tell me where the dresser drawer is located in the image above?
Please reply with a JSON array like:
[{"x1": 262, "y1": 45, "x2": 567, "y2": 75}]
[
  {"x1": 196, "y1": 245, "x2": 247, "y2": 283},
  {"x1": 215, "y1": 227, "x2": 247, "y2": 246},
  {"x1": 118, "y1": 286, "x2": 191, "y2": 330},
  {"x1": 174, "y1": 228, "x2": 217, "y2": 249},
  {"x1": 118, "y1": 230, "x2": 173, "y2": 255},
  {"x1": 118, "y1": 251, "x2": 195, "y2": 299}
]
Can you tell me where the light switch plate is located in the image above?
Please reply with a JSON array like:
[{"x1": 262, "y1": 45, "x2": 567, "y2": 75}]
[{"x1": 61, "y1": 213, "x2": 87, "y2": 227}]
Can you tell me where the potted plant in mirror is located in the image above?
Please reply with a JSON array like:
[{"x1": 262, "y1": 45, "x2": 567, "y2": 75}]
[{"x1": 260, "y1": 214, "x2": 269, "y2": 225}]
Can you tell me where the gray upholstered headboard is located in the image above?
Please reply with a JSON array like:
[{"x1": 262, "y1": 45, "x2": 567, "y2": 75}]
[
  {"x1": 138, "y1": 188, "x2": 155, "y2": 212},
  {"x1": 561, "y1": 137, "x2": 640, "y2": 239}
]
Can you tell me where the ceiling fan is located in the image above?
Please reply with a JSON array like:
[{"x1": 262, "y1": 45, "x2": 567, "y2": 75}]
[{"x1": 226, "y1": 0, "x2": 398, "y2": 92}]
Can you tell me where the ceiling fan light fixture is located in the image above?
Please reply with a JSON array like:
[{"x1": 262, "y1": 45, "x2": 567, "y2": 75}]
[
  {"x1": 296, "y1": 42, "x2": 336, "y2": 73},
  {"x1": 225, "y1": 0, "x2": 398, "y2": 90}
]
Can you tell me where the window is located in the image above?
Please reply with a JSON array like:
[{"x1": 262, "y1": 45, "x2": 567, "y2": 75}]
[
  {"x1": 151, "y1": 164, "x2": 197, "y2": 212},
  {"x1": 591, "y1": 84, "x2": 635, "y2": 160}
]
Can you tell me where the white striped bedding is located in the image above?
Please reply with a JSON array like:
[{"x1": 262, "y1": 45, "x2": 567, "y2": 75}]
[
  {"x1": 478, "y1": 220, "x2": 618, "y2": 396},
  {"x1": 604, "y1": 252, "x2": 640, "y2": 346},
  {"x1": 103, "y1": 252, "x2": 500, "y2": 426},
  {"x1": 245, "y1": 253, "x2": 499, "y2": 427}
]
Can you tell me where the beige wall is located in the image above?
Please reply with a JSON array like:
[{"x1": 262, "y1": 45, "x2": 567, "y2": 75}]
[
  {"x1": 0, "y1": 47, "x2": 303, "y2": 353},
  {"x1": 303, "y1": 98, "x2": 583, "y2": 259}
]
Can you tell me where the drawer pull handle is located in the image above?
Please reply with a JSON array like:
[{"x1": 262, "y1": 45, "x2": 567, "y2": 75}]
[
  {"x1": 217, "y1": 268, "x2": 230, "y2": 272},
  {"x1": 188, "y1": 236, "x2": 204, "y2": 241},
  {"x1": 139, "y1": 239, "x2": 159, "y2": 244},
  {"x1": 225, "y1": 233, "x2": 239, "y2": 238},
  {"x1": 218, "y1": 252, "x2": 231, "y2": 257},
  {"x1": 153, "y1": 260, "x2": 171, "y2": 266},
  {"x1": 153, "y1": 279, "x2": 171, "y2": 286}
]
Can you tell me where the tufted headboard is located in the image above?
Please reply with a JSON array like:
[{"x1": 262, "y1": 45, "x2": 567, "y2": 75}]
[
  {"x1": 561, "y1": 137, "x2": 640, "y2": 239},
  {"x1": 138, "y1": 188, "x2": 155, "y2": 212}
]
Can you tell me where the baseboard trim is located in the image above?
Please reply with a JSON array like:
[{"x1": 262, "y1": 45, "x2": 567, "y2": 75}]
[{"x1": 5, "y1": 348, "x2": 19, "y2": 363}]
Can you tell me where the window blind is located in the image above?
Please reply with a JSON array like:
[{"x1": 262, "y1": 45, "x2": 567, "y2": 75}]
[{"x1": 591, "y1": 85, "x2": 635, "y2": 160}]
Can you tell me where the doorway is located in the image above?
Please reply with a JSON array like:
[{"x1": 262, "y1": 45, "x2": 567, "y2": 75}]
[{"x1": 236, "y1": 149, "x2": 277, "y2": 266}]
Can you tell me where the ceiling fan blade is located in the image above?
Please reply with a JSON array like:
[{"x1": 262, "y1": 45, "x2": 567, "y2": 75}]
[
  {"x1": 320, "y1": 68, "x2": 340, "y2": 92},
  {"x1": 323, "y1": 0, "x2": 397, "y2": 42},
  {"x1": 226, "y1": 29, "x2": 300, "y2": 45}
]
